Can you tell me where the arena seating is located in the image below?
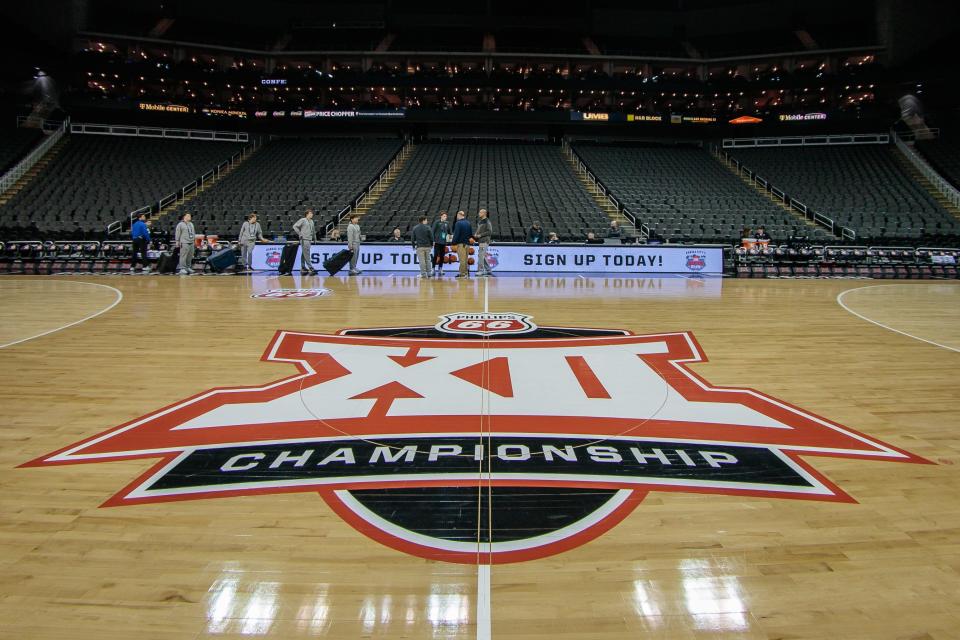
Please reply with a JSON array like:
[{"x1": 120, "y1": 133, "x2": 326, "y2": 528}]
[
  {"x1": 158, "y1": 137, "x2": 402, "y2": 238},
  {"x1": 0, "y1": 134, "x2": 242, "y2": 236},
  {"x1": 362, "y1": 141, "x2": 610, "y2": 242},
  {"x1": 0, "y1": 127, "x2": 43, "y2": 173},
  {"x1": 571, "y1": 142, "x2": 829, "y2": 243},
  {"x1": 916, "y1": 137, "x2": 960, "y2": 190},
  {"x1": 728, "y1": 145, "x2": 960, "y2": 239}
]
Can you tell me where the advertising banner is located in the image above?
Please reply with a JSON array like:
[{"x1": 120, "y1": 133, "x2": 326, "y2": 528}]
[{"x1": 251, "y1": 243, "x2": 724, "y2": 274}]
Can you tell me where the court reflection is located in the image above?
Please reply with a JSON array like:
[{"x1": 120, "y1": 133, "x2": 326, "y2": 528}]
[
  {"x1": 203, "y1": 565, "x2": 281, "y2": 635},
  {"x1": 678, "y1": 559, "x2": 749, "y2": 632},
  {"x1": 203, "y1": 563, "x2": 475, "y2": 636},
  {"x1": 294, "y1": 584, "x2": 332, "y2": 635},
  {"x1": 247, "y1": 273, "x2": 723, "y2": 299}
]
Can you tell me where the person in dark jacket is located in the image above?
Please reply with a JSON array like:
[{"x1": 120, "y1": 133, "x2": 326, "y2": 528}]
[
  {"x1": 130, "y1": 213, "x2": 151, "y2": 273},
  {"x1": 547, "y1": 232, "x2": 560, "y2": 244},
  {"x1": 431, "y1": 211, "x2": 451, "y2": 276},
  {"x1": 585, "y1": 232, "x2": 604, "y2": 245},
  {"x1": 754, "y1": 225, "x2": 771, "y2": 242},
  {"x1": 411, "y1": 216, "x2": 434, "y2": 278},
  {"x1": 451, "y1": 211, "x2": 473, "y2": 278},
  {"x1": 474, "y1": 208, "x2": 493, "y2": 277},
  {"x1": 607, "y1": 220, "x2": 622, "y2": 238},
  {"x1": 526, "y1": 221, "x2": 545, "y2": 244},
  {"x1": 388, "y1": 227, "x2": 404, "y2": 242}
]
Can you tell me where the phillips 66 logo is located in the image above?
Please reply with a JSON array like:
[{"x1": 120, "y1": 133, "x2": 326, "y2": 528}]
[{"x1": 435, "y1": 312, "x2": 536, "y2": 336}]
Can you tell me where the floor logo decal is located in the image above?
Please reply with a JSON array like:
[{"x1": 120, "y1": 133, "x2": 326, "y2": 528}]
[
  {"x1": 250, "y1": 288, "x2": 332, "y2": 299},
  {"x1": 22, "y1": 313, "x2": 929, "y2": 564}
]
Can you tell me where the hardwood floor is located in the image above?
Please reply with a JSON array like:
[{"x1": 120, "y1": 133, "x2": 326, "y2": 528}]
[{"x1": 1, "y1": 274, "x2": 957, "y2": 639}]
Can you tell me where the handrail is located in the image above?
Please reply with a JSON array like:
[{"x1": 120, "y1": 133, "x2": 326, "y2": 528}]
[
  {"x1": 713, "y1": 144, "x2": 856, "y2": 241},
  {"x1": 734, "y1": 244, "x2": 960, "y2": 266},
  {"x1": 72, "y1": 122, "x2": 248, "y2": 143},
  {"x1": 896, "y1": 128, "x2": 939, "y2": 142},
  {"x1": 891, "y1": 129, "x2": 960, "y2": 209},
  {"x1": 563, "y1": 139, "x2": 647, "y2": 239},
  {"x1": 324, "y1": 139, "x2": 411, "y2": 235},
  {"x1": 0, "y1": 117, "x2": 70, "y2": 196},
  {"x1": 105, "y1": 135, "x2": 262, "y2": 235},
  {"x1": 16, "y1": 116, "x2": 67, "y2": 132},
  {"x1": 722, "y1": 133, "x2": 889, "y2": 149},
  {"x1": 79, "y1": 29, "x2": 884, "y2": 65}
]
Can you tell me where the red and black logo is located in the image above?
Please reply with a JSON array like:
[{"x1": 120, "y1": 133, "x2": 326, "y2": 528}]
[
  {"x1": 250, "y1": 288, "x2": 331, "y2": 299},
  {"x1": 21, "y1": 314, "x2": 928, "y2": 564},
  {"x1": 685, "y1": 251, "x2": 707, "y2": 272}
]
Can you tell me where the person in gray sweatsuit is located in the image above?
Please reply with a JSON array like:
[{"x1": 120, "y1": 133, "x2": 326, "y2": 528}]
[
  {"x1": 175, "y1": 213, "x2": 196, "y2": 275},
  {"x1": 238, "y1": 212, "x2": 265, "y2": 271},
  {"x1": 347, "y1": 214, "x2": 362, "y2": 275},
  {"x1": 292, "y1": 209, "x2": 318, "y2": 275},
  {"x1": 475, "y1": 208, "x2": 493, "y2": 277},
  {"x1": 411, "y1": 215, "x2": 434, "y2": 278}
]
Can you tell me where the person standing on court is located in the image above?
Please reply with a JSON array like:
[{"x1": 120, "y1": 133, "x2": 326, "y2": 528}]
[
  {"x1": 347, "y1": 214, "x2": 363, "y2": 275},
  {"x1": 475, "y1": 208, "x2": 493, "y2": 277},
  {"x1": 238, "y1": 212, "x2": 265, "y2": 272},
  {"x1": 130, "y1": 212, "x2": 151, "y2": 273},
  {"x1": 175, "y1": 212, "x2": 196, "y2": 275},
  {"x1": 431, "y1": 211, "x2": 451, "y2": 276},
  {"x1": 292, "y1": 209, "x2": 318, "y2": 275},
  {"x1": 411, "y1": 215, "x2": 434, "y2": 278},
  {"x1": 451, "y1": 210, "x2": 473, "y2": 279}
]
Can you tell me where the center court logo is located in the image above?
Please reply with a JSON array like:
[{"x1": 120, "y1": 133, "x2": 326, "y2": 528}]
[
  {"x1": 21, "y1": 313, "x2": 928, "y2": 564},
  {"x1": 250, "y1": 288, "x2": 332, "y2": 299},
  {"x1": 435, "y1": 312, "x2": 535, "y2": 335}
]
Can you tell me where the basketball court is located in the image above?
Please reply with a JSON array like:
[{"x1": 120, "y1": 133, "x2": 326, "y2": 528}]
[{"x1": 1, "y1": 273, "x2": 958, "y2": 639}]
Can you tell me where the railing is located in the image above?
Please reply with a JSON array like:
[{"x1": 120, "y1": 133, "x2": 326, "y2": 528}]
[
  {"x1": 734, "y1": 243, "x2": 960, "y2": 265},
  {"x1": 896, "y1": 128, "x2": 939, "y2": 142},
  {"x1": 0, "y1": 117, "x2": 70, "y2": 196},
  {"x1": 713, "y1": 144, "x2": 857, "y2": 241},
  {"x1": 722, "y1": 133, "x2": 889, "y2": 149},
  {"x1": 105, "y1": 135, "x2": 263, "y2": 235},
  {"x1": 562, "y1": 139, "x2": 649, "y2": 239},
  {"x1": 72, "y1": 122, "x2": 248, "y2": 143},
  {"x1": 15, "y1": 116, "x2": 68, "y2": 133},
  {"x1": 891, "y1": 129, "x2": 960, "y2": 209},
  {"x1": 324, "y1": 139, "x2": 411, "y2": 235}
]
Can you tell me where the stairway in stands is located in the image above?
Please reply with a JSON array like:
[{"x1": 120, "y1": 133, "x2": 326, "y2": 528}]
[
  {"x1": 0, "y1": 137, "x2": 68, "y2": 206},
  {"x1": 891, "y1": 147, "x2": 960, "y2": 224},
  {"x1": 711, "y1": 146, "x2": 838, "y2": 238},
  {"x1": 151, "y1": 142, "x2": 263, "y2": 227},
  {"x1": 336, "y1": 143, "x2": 414, "y2": 235},
  {"x1": 562, "y1": 146, "x2": 640, "y2": 238}
]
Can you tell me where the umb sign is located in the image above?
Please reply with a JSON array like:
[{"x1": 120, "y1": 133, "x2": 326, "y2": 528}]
[{"x1": 22, "y1": 314, "x2": 928, "y2": 564}]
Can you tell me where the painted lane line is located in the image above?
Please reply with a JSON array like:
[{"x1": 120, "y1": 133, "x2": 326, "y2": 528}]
[
  {"x1": 0, "y1": 281, "x2": 124, "y2": 350},
  {"x1": 836, "y1": 283, "x2": 960, "y2": 354},
  {"x1": 478, "y1": 274, "x2": 491, "y2": 640},
  {"x1": 476, "y1": 561, "x2": 491, "y2": 640}
]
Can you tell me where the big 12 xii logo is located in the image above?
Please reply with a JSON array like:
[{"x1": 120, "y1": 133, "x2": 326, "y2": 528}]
[{"x1": 22, "y1": 312, "x2": 927, "y2": 564}]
